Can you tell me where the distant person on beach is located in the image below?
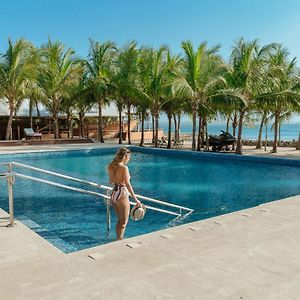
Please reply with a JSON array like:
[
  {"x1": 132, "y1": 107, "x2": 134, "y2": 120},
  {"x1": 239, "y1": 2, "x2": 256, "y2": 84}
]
[{"x1": 108, "y1": 148, "x2": 140, "y2": 240}]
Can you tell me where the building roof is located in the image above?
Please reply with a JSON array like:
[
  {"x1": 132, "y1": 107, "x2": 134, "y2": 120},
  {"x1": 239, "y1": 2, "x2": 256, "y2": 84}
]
[{"x1": 0, "y1": 100, "x2": 125, "y2": 117}]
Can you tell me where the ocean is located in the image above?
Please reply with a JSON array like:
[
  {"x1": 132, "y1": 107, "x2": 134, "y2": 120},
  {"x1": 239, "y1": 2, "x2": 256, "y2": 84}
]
[{"x1": 150, "y1": 118, "x2": 300, "y2": 141}]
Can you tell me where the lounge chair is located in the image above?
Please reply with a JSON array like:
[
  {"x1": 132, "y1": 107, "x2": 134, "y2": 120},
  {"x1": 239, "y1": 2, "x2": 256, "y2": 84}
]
[
  {"x1": 24, "y1": 128, "x2": 42, "y2": 140},
  {"x1": 158, "y1": 137, "x2": 167, "y2": 148},
  {"x1": 172, "y1": 138, "x2": 184, "y2": 148}
]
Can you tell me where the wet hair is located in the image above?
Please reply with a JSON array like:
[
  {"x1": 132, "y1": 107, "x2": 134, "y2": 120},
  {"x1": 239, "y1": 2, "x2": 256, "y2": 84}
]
[{"x1": 108, "y1": 148, "x2": 131, "y2": 169}]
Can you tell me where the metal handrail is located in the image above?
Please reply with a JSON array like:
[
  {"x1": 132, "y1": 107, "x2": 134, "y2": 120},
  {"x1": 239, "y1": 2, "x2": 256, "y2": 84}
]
[
  {"x1": 0, "y1": 162, "x2": 193, "y2": 214},
  {"x1": 1, "y1": 172, "x2": 182, "y2": 218},
  {"x1": 0, "y1": 162, "x2": 194, "y2": 228}
]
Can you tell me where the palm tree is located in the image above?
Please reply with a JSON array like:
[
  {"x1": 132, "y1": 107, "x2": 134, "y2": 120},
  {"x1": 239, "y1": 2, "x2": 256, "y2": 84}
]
[
  {"x1": 85, "y1": 39, "x2": 116, "y2": 143},
  {"x1": 24, "y1": 80, "x2": 43, "y2": 128},
  {"x1": 36, "y1": 39, "x2": 79, "y2": 139},
  {"x1": 255, "y1": 110, "x2": 268, "y2": 149},
  {"x1": 226, "y1": 38, "x2": 275, "y2": 154},
  {"x1": 146, "y1": 46, "x2": 171, "y2": 147},
  {"x1": 162, "y1": 54, "x2": 185, "y2": 149},
  {"x1": 178, "y1": 41, "x2": 206, "y2": 150},
  {"x1": 0, "y1": 38, "x2": 37, "y2": 140},
  {"x1": 136, "y1": 48, "x2": 153, "y2": 146},
  {"x1": 255, "y1": 46, "x2": 300, "y2": 153},
  {"x1": 115, "y1": 41, "x2": 140, "y2": 145},
  {"x1": 110, "y1": 63, "x2": 125, "y2": 144},
  {"x1": 174, "y1": 41, "x2": 223, "y2": 151}
]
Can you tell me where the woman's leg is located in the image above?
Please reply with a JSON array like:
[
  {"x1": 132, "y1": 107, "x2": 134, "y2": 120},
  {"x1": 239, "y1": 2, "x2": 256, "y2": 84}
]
[
  {"x1": 112, "y1": 204, "x2": 120, "y2": 238},
  {"x1": 114, "y1": 197, "x2": 130, "y2": 240}
]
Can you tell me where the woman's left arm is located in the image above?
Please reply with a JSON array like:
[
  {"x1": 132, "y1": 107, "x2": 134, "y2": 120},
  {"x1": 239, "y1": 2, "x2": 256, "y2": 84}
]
[{"x1": 124, "y1": 166, "x2": 140, "y2": 206}]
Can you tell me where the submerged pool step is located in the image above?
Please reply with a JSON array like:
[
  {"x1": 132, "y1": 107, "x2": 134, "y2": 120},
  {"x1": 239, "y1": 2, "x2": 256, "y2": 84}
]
[
  {"x1": 17, "y1": 216, "x2": 41, "y2": 229},
  {"x1": 17, "y1": 215, "x2": 78, "y2": 253}
]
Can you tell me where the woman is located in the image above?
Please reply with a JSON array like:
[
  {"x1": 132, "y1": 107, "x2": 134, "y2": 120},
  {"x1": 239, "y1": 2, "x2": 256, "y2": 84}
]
[{"x1": 108, "y1": 148, "x2": 140, "y2": 240}]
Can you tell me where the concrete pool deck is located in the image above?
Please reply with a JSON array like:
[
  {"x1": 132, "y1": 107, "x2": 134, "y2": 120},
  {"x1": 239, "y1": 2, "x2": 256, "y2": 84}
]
[
  {"x1": 0, "y1": 143, "x2": 300, "y2": 299},
  {"x1": 0, "y1": 142, "x2": 300, "y2": 159},
  {"x1": 1, "y1": 197, "x2": 300, "y2": 299}
]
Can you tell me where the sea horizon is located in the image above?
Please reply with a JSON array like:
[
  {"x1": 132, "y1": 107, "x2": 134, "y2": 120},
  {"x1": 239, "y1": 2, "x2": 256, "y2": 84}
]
[{"x1": 155, "y1": 119, "x2": 300, "y2": 141}]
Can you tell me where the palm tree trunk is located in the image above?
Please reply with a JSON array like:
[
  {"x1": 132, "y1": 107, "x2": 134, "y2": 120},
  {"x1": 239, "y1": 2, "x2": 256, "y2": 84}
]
[
  {"x1": 36, "y1": 102, "x2": 40, "y2": 118},
  {"x1": 232, "y1": 111, "x2": 238, "y2": 137},
  {"x1": 78, "y1": 114, "x2": 82, "y2": 138},
  {"x1": 197, "y1": 115, "x2": 202, "y2": 151},
  {"x1": 256, "y1": 112, "x2": 266, "y2": 149},
  {"x1": 272, "y1": 111, "x2": 280, "y2": 153},
  {"x1": 226, "y1": 116, "x2": 230, "y2": 132},
  {"x1": 264, "y1": 121, "x2": 268, "y2": 151},
  {"x1": 139, "y1": 110, "x2": 145, "y2": 147},
  {"x1": 79, "y1": 112, "x2": 85, "y2": 139},
  {"x1": 29, "y1": 99, "x2": 33, "y2": 128},
  {"x1": 278, "y1": 122, "x2": 281, "y2": 147},
  {"x1": 167, "y1": 111, "x2": 172, "y2": 149},
  {"x1": 201, "y1": 117, "x2": 205, "y2": 148},
  {"x1": 98, "y1": 100, "x2": 104, "y2": 143},
  {"x1": 118, "y1": 108, "x2": 123, "y2": 144},
  {"x1": 67, "y1": 111, "x2": 71, "y2": 138},
  {"x1": 154, "y1": 110, "x2": 159, "y2": 148},
  {"x1": 173, "y1": 113, "x2": 177, "y2": 143},
  {"x1": 152, "y1": 113, "x2": 155, "y2": 144},
  {"x1": 127, "y1": 103, "x2": 131, "y2": 145},
  {"x1": 6, "y1": 103, "x2": 14, "y2": 140},
  {"x1": 35, "y1": 102, "x2": 40, "y2": 131},
  {"x1": 177, "y1": 113, "x2": 181, "y2": 142},
  {"x1": 232, "y1": 111, "x2": 238, "y2": 150},
  {"x1": 204, "y1": 116, "x2": 209, "y2": 151},
  {"x1": 192, "y1": 105, "x2": 197, "y2": 151},
  {"x1": 53, "y1": 114, "x2": 59, "y2": 139},
  {"x1": 296, "y1": 132, "x2": 300, "y2": 150},
  {"x1": 235, "y1": 109, "x2": 246, "y2": 155}
]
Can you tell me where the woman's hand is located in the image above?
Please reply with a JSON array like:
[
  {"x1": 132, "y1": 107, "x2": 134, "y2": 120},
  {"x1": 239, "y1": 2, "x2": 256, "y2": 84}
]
[{"x1": 135, "y1": 199, "x2": 141, "y2": 207}]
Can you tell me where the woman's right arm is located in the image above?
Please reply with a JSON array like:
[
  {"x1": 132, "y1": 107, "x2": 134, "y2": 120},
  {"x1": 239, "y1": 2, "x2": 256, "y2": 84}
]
[{"x1": 124, "y1": 166, "x2": 140, "y2": 206}]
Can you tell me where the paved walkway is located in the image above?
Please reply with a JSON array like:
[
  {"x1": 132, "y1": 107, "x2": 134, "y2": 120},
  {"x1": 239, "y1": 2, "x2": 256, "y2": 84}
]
[
  {"x1": 0, "y1": 141, "x2": 299, "y2": 159},
  {"x1": 0, "y1": 143, "x2": 300, "y2": 299}
]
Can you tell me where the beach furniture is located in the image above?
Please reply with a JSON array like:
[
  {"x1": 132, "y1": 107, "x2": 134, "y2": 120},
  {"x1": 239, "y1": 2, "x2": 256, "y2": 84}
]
[
  {"x1": 158, "y1": 137, "x2": 167, "y2": 148},
  {"x1": 24, "y1": 128, "x2": 42, "y2": 140},
  {"x1": 172, "y1": 138, "x2": 184, "y2": 148}
]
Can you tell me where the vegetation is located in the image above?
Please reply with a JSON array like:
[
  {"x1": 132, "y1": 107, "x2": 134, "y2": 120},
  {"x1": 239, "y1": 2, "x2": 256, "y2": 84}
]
[{"x1": 1, "y1": 37, "x2": 300, "y2": 154}]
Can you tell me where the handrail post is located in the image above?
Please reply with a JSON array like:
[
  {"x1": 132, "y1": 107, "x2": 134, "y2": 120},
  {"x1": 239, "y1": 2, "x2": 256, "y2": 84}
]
[
  {"x1": 7, "y1": 163, "x2": 15, "y2": 227},
  {"x1": 106, "y1": 191, "x2": 111, "y2": 233}
]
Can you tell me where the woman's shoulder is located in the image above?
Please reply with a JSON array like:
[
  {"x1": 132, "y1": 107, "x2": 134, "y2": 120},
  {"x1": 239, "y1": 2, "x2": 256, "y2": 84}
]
[
  {"x1": 120, "y1": 165, "x2": 128, "y2": 171},
  {"x1": 109, "y1": 163, "x2": 127, "y2": 171}
]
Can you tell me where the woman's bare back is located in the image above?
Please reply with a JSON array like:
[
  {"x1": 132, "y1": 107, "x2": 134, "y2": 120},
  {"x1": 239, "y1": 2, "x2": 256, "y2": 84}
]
[{"x1": 109, "y1": 164, "x2": 126, "y2": 185}]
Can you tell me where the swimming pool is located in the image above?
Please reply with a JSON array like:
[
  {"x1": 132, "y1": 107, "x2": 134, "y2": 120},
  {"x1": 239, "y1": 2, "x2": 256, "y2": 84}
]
[{"x1": 1, "y1": 147, "x2": 300, "y2": 253}]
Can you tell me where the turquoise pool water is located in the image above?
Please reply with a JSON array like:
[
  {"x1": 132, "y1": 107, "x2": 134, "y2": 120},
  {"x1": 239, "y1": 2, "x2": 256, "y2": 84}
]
[{"x1": 0, "y1": 147, "x2": 300, "y2": 253}]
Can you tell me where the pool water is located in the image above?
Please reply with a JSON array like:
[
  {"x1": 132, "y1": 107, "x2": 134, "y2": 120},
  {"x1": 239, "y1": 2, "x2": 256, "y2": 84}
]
[{"x1": 1, "y1": 147, "x2": 300, "y2": 253}]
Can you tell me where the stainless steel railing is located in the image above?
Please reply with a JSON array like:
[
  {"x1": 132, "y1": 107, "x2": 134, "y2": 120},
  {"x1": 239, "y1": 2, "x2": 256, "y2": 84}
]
[{"x1": 0, "y1": 162, "x2": 194, "y2": 229}]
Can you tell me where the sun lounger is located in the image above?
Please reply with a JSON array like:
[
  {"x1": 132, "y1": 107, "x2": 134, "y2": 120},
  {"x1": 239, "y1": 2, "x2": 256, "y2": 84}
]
[
  {"x1": 24, "y1": 128, "x2": 42, "y2": 140},
  {"x1": 158, "y1": 137, "x2": 167, "y2": 148},
  {"x1": 172, "y1": 138, "x2": 184, "y2": 148}
]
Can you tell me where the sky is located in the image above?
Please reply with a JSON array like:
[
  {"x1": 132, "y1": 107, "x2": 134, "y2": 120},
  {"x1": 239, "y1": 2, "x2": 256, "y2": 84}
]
[
  {"x1": 1, "y1": 0, "x2": 300, "y2": 62},
  {"x1": 1, "y1": 0, "x2": 300, "y2": 122}
]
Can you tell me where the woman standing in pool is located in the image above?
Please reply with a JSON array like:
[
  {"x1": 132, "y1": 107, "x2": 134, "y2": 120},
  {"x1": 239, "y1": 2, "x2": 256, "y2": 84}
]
[{"x1": 108, "y1": 148, "x2": 141, "y2": 240}]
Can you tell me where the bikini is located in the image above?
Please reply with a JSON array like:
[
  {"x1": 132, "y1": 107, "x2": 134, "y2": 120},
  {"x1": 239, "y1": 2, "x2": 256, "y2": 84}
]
[{"x1": 110, "y1": 165, "x2": 129, "y2": 204}]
